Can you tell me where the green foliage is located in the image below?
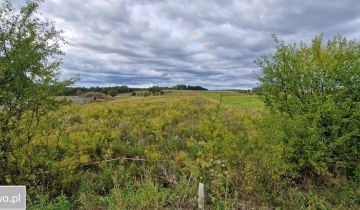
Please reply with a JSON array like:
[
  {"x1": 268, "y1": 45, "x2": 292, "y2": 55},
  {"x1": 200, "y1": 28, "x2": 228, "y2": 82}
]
[
  {"x1": 62, "y1": 85, "x2": 131, "y2": 96},
  {"x1": 173, "y1": 84, "x2": 208, "y2": 90},
  {"x1": 0, "y1": 0, "x2": 74, "y2": 185},
  {"x1": 75, "y1": 89, "x2": 83, "y2": 96},
  {"x1": 108, "y1": 90, "x2": 117, "y2": 97},
  {"x1": 256, "y1": 34, "x2": 360, "y2": 179},
  {"x1": 148, "y1": 85, "x2": 162, "y2": 95},
  {"x1": 29, "y1": 192, "x2": 71, "y2": 210}
]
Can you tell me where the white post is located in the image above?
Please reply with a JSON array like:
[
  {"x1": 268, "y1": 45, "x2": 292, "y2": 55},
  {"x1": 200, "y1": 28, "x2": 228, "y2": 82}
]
[{"x1": 198, "y1": 182, "x2": 205, "y2": 209}]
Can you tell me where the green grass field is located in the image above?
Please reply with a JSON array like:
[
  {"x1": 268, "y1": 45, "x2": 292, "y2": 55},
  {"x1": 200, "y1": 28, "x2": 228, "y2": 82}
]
[
  {"x1": 114, "y1": 90, "x2": 264, "y2": 110},
  {"x1": 199, "y1": 91, "x2": 264, "y2": 109},
  {"x1": 21, "y1": 91, "x2": 360, "y2": 209}
]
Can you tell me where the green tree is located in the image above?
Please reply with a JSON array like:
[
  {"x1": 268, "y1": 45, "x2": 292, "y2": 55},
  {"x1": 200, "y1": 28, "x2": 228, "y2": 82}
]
[
  {"x1": 0, "y1": 0, "x2": 73, "y2": 184},
  {"x1": 75, "y1": 89, "x2": 84, "y2": 96},
  {"x1": 173, "y1": 84, "x2": 187, "y2": 90},
  {"x1": 256, "y1": 34, "x2": 360, "y2": 179},
  {"x1": 149, "y1": 86, "x2": 162, "y2": 95},
  {"x1": 108, "y1": 89, "x2": 117, "y2": 97}
]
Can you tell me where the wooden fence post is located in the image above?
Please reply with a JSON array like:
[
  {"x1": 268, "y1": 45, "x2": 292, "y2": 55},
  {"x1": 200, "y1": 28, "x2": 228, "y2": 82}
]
[{"x1": 198, "y1": 182, "x2": 205, "y2": 209}]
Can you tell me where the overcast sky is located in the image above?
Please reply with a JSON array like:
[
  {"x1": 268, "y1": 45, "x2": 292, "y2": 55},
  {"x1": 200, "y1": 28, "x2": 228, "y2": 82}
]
[{"x1": 34, "y1": 0, "x2": 360, "y2": 89}]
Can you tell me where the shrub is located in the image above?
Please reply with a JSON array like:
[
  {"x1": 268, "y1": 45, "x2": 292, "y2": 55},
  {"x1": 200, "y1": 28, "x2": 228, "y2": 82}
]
[
  {"x1": 0, "y1": 0, "x2": 74, "y2": 185},
  {"x1": 256, "y1": 34, "x2": 360, "y2": 179}
]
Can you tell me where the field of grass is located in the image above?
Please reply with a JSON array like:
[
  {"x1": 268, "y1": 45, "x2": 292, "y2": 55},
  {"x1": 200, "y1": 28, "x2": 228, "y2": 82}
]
[
  {"x1": 32, "y1": 95, "x2": 264, "y2": 209},
  {"x1": 199, "y1": 91, "x2": 264, "y2": 109},
  {"x1": 22, "y1": 91, "x2": 358, "y2": 209},
  {"x1": 4, "y1": 2, "x2": 359, "y2": 209},
  {"x1": 113, "y1": 90, "x2": 264, "y2": 110}
]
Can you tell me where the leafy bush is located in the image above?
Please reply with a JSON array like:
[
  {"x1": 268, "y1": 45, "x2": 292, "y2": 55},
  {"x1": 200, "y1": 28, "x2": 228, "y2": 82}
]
[
  {"x1": 256, "y1": 34, "x2": 360, "y2": 179},
  {"x1": 0, "y1": 0, "x2": 74, "y2": 185}
]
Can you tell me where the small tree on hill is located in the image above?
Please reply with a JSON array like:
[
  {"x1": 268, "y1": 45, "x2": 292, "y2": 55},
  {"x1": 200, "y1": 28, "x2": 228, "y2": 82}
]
[{"x1": 108, "y1": 89, "x2": 117, "y2": 97}]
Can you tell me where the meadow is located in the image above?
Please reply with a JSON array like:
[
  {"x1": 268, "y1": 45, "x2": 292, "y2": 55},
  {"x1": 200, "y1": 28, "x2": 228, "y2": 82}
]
[
  {"x1": 1, "y1": 1, "x2": 359, "y2": 209},
  {"x1": 199, "y1": 91, "x2": 264, "y2": 109},
  {"x1": 22, "y1": 91, "x2": 358, "y2": 209}
]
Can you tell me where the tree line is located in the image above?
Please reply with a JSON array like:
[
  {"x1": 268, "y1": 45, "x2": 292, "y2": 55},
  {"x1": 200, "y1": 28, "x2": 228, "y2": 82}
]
[{"x1": 61, "y1": 84, "x2": 209, "y2": 96}]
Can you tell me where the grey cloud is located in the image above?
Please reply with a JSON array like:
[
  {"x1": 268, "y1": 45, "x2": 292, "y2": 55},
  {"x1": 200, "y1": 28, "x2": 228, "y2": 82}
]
[{"x1": 35, "y1": 0, "x2": 360, "y2": 89}]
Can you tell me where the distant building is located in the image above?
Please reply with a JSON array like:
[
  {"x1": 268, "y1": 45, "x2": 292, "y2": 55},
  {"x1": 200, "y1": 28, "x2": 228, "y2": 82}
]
[{"x1": 72, "y1": 96, "x2": 93, "y2": 104}]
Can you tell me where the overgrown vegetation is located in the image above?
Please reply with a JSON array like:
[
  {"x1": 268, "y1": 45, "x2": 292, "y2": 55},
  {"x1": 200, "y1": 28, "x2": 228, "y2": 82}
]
[
  {"x1": 256, "y1": 34, "x2": 360, "y2": 181},
  {"x1": 25, "y1": 95, "x2": 359, "y2": 209},
  {"x1": 1, "y1": 1, "x2": 359, "y2": 209},
  {"x1": 0, "y1": 0, "x2": 73, "y2": 185}
]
